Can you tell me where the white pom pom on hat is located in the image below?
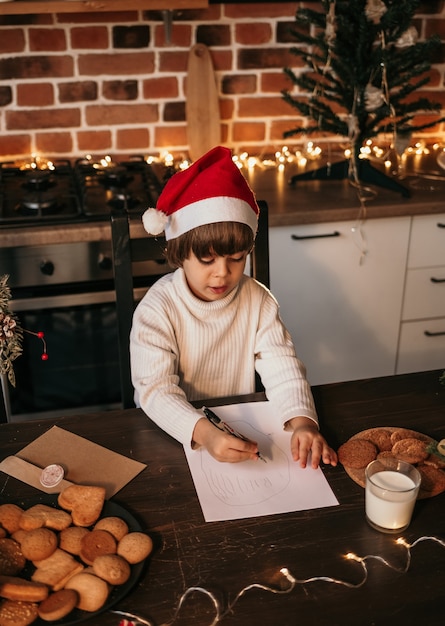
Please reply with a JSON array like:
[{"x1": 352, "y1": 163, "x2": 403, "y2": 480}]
[
  {"x1": 142, "y1": 207, "x2": 168, "y2": 236},
  {"x1": 141, "y1": 146, "x2": 259, "y2": 241}
]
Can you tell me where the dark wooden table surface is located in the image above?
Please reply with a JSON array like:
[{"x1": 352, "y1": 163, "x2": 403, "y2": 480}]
[{"x1": 1, "y1": 369, "x2": 444, "y2": 626}]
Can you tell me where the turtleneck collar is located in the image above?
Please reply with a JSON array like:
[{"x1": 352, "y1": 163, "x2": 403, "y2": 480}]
[{"x1": 174, "y1": 267, "x2": 242, "y2": 313}]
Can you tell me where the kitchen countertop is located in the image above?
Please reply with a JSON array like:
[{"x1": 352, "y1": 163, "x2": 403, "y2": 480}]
[{"x1": 1, "y1": 163, "x2": 444, "y2": 248}]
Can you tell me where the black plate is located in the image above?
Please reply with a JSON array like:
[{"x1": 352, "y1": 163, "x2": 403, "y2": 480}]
[{"x1": 5, "y1": 494, "x2": 145, "y2": 625}]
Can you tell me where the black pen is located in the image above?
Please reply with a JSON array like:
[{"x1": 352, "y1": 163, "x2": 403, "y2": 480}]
[{"x1": 202, "y1": 406, "x2": 267, "y2": 462}]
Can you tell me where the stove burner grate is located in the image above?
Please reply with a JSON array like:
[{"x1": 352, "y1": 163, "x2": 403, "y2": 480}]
[
  {"x1": 0, "y1": 159, "x2": 83, "y2": 225},
  {"x1": 74, "y1": 155, "x2": 163, "y2": 218}
]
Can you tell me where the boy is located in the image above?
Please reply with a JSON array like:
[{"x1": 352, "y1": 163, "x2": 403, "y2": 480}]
[{"x1": 130, "y1": 146, "x2": 337, "y2": 468}]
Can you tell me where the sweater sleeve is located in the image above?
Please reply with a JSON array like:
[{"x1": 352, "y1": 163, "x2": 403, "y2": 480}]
[
  {"x1": 253, "y1": 287, "x2": 319, "y2": 429},
  {"x1": 130, "y1": 285, "x2": 204, "y2": 447}
]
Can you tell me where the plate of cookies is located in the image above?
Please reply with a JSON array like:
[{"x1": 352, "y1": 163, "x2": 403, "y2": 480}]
[
  {"x1": 337, "y1": 427, "x2": 445, "y2": 499},
  {"x1": 0, "y1": 485, "x2": 153, "y2": 626}
]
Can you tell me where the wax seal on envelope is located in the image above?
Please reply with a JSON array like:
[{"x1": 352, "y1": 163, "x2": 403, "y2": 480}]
[{"x1": 40, "y1": 463, "x2": 65, "y2": 488}]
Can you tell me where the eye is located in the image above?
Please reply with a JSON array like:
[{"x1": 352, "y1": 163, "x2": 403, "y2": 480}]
[{"x1": 229, "y1": 252, "x2": 247, "y2": 263}]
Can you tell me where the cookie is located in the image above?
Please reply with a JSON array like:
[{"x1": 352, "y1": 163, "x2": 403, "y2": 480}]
[
  {"x1": 117, "y1": 532, "x2": 153, "y2": 565},
  {"x1": 391, "y1": 438, "x2": 429, "y2": 464},
  {"x1": 94, "y1": 517, "x2": 129, "y2": 542},
  {"x1": 417, "y1": 464, "x2": 445, "y2": 498},
  {"x1": 363, "y1": 428, "x2": 393, "y2": 452},
  {"x1": 80, "y1": 529, "x2": 116, "y2": 566},
  {"x1": 58, "y1": 486, "x2": 106, "y2": 527},
  {"x1": 0, "y1": 505, "x2": 24, "y2": 535},
  {"x1": 20, "y1": 528, "x2": 58, "y2": 562},
  {"x1": 64, "y1": 572, "x2": 109, "y2": 612},
  {"x1": 32, "y1": 549, "x2": 84, "y2": 591},
  {"x1": 37, "y1": 589, "x2": 78, "y2": 622},
  {"x1": 0, "y1": 575, "x2": 49, "y2": 603},
  {"x1": 10, "y1": 531, "x2": 27, "y2": 546},
  {"x1": 423, "y1": 448, "x2": 445, "y2": 469},
  {"x1": 376, "y1": 451, "x2": 396, "y2": 461},
  {"x1": 59, "y1": 527, "x2": 90, "y2": 556},
  {"x1": 19, "y1": 505, "x2": 72, "y2": 532},
  {"x1": 337, "y1": 438, "x2": 377, "y2": 469},
  {"x1": 92, "y1": 554, "x2": 131, "y2": 585},
  {"x1": 390, "y1": 428, "x2": 429, "y2": 445},
  {"x1": 0, "y1": 539, "x2": 26, "y2": 577},
  {"x1": 0, "y1": 600, "x2": 39, "y2": 626}
]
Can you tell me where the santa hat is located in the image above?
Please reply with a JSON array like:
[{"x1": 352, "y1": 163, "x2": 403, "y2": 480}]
[{"x1": 142, "y1": 146, "x2": 259, "y2": 241}]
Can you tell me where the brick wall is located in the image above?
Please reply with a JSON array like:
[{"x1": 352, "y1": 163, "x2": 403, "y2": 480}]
[{"x1": 0, "y1": 1, "x2": 444, "y2": 160}]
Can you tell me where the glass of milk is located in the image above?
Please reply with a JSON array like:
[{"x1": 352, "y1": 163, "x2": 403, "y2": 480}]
[{"x1": 365, "y1": 459, "x2": 421, "y2": 533}]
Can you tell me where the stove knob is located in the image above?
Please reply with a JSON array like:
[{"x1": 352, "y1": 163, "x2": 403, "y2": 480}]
[
  {"x1": 40, "y1": 260, "x2": 55, "y2": 276},
  {"x1": 98, "y1": 254, "x2": 113, "y2": 271}
]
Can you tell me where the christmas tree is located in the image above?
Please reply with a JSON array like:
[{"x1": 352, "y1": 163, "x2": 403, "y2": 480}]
[{"x1": 282, "y1": 0, "x2": 445, "y2": 195}]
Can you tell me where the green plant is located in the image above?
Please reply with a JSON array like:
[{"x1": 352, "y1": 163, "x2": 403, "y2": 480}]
[{"x1": 0, "y1": 274, "x2": 23, "y2": 386}]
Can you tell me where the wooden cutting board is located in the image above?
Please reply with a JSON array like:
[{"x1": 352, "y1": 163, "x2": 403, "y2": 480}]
[{"x1": 186, "y1": 43, "x2": 221, "y2": 162}]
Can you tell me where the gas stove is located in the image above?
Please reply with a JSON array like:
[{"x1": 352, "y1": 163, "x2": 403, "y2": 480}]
[{"x1": 0, "y1": 154, "x2": 169, "y2": 227}]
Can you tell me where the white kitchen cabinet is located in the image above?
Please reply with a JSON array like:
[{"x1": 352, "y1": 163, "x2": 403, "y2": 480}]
[
  {"x1": 269, "y1": 216, "x2": 411, "y2": 385},
  {"x1": 396, "y1": 214, "x2": 445, "y2": 374}
]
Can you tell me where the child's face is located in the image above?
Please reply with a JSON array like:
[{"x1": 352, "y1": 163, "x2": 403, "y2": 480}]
[{"x1": 182, "y1": 250, "x2": 248, "y2": 301}]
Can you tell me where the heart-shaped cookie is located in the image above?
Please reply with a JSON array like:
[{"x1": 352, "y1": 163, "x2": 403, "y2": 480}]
[{"x1": 57, "y1": 485, "x2": 106, "y2": 527}]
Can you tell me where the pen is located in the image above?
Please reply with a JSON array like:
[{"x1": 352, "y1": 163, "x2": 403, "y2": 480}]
[{"x1": 202, "y1": 406, "x2": 267, "y2": 462}]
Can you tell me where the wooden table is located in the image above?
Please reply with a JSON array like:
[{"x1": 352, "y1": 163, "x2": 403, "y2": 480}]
[{"x1": 1, "y1": 369, "x2": 444, "y2": 625}]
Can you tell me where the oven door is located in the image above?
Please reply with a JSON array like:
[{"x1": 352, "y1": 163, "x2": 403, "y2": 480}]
[
  {"x1": 1, "y1": 239, "x2": 169, "y2": 422},
  {"x1": 6, "y1": 284, "x2": 151, "y2": 422}
]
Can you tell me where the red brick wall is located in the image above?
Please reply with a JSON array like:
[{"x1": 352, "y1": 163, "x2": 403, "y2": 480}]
[{"x1": 0, "y1": 1, "x2": 444, "y2": 160}]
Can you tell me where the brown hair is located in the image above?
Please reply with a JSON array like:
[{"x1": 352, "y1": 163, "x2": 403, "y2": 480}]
[{"x1": 166, "y1": 221, "x2": 255, "y2": 268}]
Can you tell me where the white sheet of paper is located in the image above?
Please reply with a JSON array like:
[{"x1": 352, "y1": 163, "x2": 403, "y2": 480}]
[{"x1": 184, "y1": 401, "x2": 339, "y2": 522}]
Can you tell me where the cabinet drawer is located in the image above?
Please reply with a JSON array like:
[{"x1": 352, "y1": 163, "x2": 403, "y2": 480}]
[
  {"x1": 402, "y1": 267, "x2": 445, "y2": 320},
  {"x1": 396, "y1": 318, "x2": 445, "y2": 374},
  {"x1": 408, "y1": 214, "x2": 445, "y2": 268}
]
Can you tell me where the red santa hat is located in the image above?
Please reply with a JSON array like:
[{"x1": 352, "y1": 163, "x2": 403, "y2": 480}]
[{"x1": 142, "y1": 146, "x2": 259, "y2": 241}]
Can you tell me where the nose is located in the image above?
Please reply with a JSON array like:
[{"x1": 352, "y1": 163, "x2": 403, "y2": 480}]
[{"x1": 212, "y1": 257, "x2": 229, "y2": 277}]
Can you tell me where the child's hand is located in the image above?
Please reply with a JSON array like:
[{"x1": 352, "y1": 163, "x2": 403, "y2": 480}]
[
  {"x1": 288, "y1": 417, "x2": 338, "y2": 469},
  {"x1": 193, "y1": 417, "x2": 260, "y2": 463}
]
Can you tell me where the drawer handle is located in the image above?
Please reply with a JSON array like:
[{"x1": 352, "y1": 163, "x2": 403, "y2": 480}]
[
  {"x1": 291, "y1": 231, "x2": 340, "y2": 241},
  {"x1": 437, "y1": 222, "x2": 445, "y2": 229},
  {"x1": 424, "y1": 330, "x2": 445, "y2": 337},
  {"x1": 430, "y1": 277, "x2": 445, "y2": 283}
]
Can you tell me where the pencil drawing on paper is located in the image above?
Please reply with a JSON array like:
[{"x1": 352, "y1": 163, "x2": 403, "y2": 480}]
[{"x1": 200, "y1": 422, "x2": 290, "y2": 506}]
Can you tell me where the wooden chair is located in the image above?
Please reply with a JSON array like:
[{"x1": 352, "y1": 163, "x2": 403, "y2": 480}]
[{"x1": 111, "y1": 200, "x2": 270, "y2": 409}]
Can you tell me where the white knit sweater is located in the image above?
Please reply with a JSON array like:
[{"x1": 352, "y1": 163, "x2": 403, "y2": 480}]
[{"x1": 130, "y1": 269, "x2": 318, "y2": 447}]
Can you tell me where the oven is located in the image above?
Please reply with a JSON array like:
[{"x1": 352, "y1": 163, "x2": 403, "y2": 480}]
[{"x1": 0, "y1": 155, "x2": 173, "y2": 421}]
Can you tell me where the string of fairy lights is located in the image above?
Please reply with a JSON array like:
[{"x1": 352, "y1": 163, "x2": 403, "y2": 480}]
[
  {"x1": 112, "y1": 534, "x2": 445, "y2": 626},
  {"x1": 147, "y1": 138, "x2": 444, "y2": 267},
  {"x1": 151, "y1": 139, "x2": 445, "y2": 177}
]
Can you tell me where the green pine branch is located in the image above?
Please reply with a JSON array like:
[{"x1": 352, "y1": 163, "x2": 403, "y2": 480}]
[
  {"x1": 0, "y1": 274, "x2": 23, "y2": 387},
  {"x1": 282, "y1": 0, "x2": 445, "y2": 150}
]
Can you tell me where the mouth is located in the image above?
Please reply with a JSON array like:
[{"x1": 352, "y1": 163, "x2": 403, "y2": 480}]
[{"x1": 209, "y1": 285, "x2": 228, "y2": 295}]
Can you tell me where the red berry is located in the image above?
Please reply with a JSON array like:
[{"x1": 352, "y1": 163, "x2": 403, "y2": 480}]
[
  {"x1": 41, "y1": 353, "x2": 49, "y2": 361},
  {"x1": 37, "y1": 331, "x2": 45, "y2": 338}
]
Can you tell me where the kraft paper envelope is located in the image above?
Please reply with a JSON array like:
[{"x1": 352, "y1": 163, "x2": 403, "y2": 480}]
[{"x1": 0, "y1": 425, "x2": 146, "y2": 498}]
